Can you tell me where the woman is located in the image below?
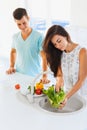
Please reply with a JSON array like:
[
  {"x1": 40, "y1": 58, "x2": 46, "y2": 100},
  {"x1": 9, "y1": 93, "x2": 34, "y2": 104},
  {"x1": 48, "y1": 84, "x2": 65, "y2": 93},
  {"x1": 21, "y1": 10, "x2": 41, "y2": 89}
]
[{"x1": 43, "y1": 25, "x2": 87, "y2": 108}]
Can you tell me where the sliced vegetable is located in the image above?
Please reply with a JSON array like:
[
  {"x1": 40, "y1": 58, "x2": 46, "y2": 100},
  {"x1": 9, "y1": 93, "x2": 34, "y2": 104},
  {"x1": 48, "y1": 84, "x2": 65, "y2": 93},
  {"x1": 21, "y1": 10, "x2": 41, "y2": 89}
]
[
  {"x1": 15, "y1": 84, "x2": 20, "y2": 89},
  {"x1": 35, "y1": 82, "x2": 44, "y2": 90},
  {"x1": 35, "y1": 88, "x2": 42, "y2": 95},
  {"x1": 27, "y1": 82, "x2": 43, "y2": 95},
  {"x1": 28, "y1": 86, "x2": 31, "y2": 91}
]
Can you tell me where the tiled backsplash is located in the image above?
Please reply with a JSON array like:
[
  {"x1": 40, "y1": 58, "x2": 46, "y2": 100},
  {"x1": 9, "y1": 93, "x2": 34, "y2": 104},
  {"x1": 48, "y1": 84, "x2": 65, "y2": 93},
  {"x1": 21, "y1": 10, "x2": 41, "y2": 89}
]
[{"x1": 30, "y1": 17, "x2": 69, "y2": 34}]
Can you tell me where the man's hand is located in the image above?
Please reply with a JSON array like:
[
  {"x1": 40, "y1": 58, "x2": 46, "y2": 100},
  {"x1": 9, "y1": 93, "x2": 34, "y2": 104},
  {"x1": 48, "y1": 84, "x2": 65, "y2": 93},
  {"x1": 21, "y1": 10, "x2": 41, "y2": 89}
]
[
  {"x1": 6, "y1": 67, "x2": 16, "y2": 74},
  {"x1": 6, "y1": 48, "x2": 16, "y2": 74},
  {"x1": 40, "y1": 74, "x2": 50, "y2": 84}
]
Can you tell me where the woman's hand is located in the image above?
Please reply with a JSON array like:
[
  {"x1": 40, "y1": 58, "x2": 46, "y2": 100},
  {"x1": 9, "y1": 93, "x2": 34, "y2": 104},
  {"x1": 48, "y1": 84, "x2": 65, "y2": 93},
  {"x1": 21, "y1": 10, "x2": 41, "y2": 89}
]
[
  {"x1": 58, "y1": 97, "x2": 68, "y2": 109},
  {"x1": 55, "y1": 76, "x2": 64, "y2": 92}
]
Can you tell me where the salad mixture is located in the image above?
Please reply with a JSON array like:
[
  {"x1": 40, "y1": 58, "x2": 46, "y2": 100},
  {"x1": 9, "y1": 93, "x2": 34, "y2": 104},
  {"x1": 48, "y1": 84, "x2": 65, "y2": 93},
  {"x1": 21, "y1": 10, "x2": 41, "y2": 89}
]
[
  {"x1": 28, "y1": 82, "x2": 66, "y2": 108},
  {"x1": 43, "y1": 85, "x2": 66, "y2": 108}
]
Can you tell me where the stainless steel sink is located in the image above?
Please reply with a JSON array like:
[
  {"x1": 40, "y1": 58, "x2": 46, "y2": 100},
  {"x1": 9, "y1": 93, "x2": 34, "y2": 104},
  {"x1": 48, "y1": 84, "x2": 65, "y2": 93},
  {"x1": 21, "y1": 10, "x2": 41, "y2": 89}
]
[{"x1": 39, "y1": 94, "x2": 86, "y2": 114}]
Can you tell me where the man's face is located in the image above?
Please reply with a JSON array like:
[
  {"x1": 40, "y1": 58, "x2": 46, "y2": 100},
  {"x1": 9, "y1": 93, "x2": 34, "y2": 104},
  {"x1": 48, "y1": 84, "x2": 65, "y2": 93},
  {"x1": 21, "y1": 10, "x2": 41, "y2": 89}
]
[{"x1": 15, "y1": 16, "x2": 29, "y2": 32}]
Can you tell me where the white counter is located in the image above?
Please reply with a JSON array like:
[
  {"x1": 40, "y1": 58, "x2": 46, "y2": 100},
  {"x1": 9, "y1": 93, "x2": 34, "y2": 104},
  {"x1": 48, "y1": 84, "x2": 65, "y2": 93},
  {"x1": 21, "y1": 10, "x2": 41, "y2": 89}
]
[{"x1": 0, "y1": 58, "x2": 87, "y2": 130}]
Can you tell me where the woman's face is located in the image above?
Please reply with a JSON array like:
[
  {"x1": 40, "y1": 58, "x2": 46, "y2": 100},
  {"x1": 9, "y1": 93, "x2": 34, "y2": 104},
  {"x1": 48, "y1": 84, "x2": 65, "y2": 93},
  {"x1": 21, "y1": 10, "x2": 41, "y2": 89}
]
[{"x1": 51, "y1": 34, "x2": 68, "y2": 51}]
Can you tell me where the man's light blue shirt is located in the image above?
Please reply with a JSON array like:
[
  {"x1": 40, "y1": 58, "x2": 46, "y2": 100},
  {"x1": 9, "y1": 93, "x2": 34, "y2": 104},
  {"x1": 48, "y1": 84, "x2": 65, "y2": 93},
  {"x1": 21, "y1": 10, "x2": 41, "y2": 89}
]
[{"x1": 11, "y1": 29, "x2": 44, "y2": 77}]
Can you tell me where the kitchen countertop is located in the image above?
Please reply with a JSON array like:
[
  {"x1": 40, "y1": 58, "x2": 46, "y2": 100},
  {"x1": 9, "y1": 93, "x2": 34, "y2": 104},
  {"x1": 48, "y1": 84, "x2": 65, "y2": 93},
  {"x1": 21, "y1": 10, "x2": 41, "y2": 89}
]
[{"x1": 0, "y1": 58, "x2": 87, "y2": 130}]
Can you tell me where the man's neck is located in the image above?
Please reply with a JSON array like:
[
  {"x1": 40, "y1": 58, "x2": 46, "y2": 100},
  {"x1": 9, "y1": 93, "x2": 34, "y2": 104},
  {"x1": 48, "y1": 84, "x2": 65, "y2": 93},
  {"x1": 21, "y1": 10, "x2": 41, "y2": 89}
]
[{"x1": 21, "y1": 28, "x2": 32, "y2": 40}]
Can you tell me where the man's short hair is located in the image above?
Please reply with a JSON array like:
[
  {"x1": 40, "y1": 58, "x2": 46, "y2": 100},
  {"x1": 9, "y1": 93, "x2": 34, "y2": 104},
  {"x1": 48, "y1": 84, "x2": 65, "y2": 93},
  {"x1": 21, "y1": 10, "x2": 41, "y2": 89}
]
[{"x1": 13, "y1": 8, "x2": 28, "y2": 20}]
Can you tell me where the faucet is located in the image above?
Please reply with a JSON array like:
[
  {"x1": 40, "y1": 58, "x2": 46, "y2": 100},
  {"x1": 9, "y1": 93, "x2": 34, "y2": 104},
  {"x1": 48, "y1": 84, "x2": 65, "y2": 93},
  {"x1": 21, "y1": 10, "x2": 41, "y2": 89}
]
[{"x1": 27, "y1": 70, "x2": 53, "y2": 103}]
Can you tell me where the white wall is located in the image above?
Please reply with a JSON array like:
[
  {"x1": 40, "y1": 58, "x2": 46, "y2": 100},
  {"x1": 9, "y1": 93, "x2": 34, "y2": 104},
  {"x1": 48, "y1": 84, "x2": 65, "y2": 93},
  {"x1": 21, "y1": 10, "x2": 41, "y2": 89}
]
[
  {"x1": 70, "y1": 0, "x2": 87, "y2": 27},
  {"x1": 29, "y1": 0, "x2": 70, "y2": 20},
  {"x1": 26, "y1": 0, "x2": 87, "y2": 28},
  {"x1": 26, "y1": 0, "x2": 70, "y2": 25}
]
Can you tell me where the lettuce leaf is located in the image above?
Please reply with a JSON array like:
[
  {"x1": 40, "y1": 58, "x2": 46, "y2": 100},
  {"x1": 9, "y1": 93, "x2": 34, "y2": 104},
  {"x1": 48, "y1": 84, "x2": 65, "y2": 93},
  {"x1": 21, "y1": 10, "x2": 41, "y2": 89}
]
[{"x1": 43, "y1": 85, "x2": 66, "y2": 108}]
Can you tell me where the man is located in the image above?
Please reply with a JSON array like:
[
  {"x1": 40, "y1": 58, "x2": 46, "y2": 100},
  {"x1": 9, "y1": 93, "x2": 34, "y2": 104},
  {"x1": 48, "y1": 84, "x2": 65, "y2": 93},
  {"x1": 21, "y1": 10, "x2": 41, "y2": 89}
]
[{"x1": 6, "y1": 8, "x2": 49, "y2": 83}]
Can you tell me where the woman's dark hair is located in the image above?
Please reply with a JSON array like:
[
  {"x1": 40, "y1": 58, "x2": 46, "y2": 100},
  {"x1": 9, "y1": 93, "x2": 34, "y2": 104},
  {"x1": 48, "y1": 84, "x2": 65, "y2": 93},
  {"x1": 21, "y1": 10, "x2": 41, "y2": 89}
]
[
  {"x1": 13, "y1": 8, "x2": 28, "y2": 20},
  {"x1": 43, "y1": 25, "x2": 72, "y2": 77}
]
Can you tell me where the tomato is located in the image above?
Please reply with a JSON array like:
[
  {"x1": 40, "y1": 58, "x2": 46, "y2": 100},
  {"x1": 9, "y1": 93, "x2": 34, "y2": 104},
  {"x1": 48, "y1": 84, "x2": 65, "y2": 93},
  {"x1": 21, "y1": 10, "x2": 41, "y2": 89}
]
[
  {"x1": 15, "y1": 84, "x2": 20, "y2": 89},
  {"x1": 35, "y1": 89, "x2": 42, "y2": 95}
]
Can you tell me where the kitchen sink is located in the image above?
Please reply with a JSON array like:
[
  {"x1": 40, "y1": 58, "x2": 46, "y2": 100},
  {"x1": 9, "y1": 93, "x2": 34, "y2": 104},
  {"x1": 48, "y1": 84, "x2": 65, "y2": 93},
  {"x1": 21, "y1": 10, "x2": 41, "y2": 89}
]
[{"x1": 39, "y1": 94, "x2": 86, "y2": 115}]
